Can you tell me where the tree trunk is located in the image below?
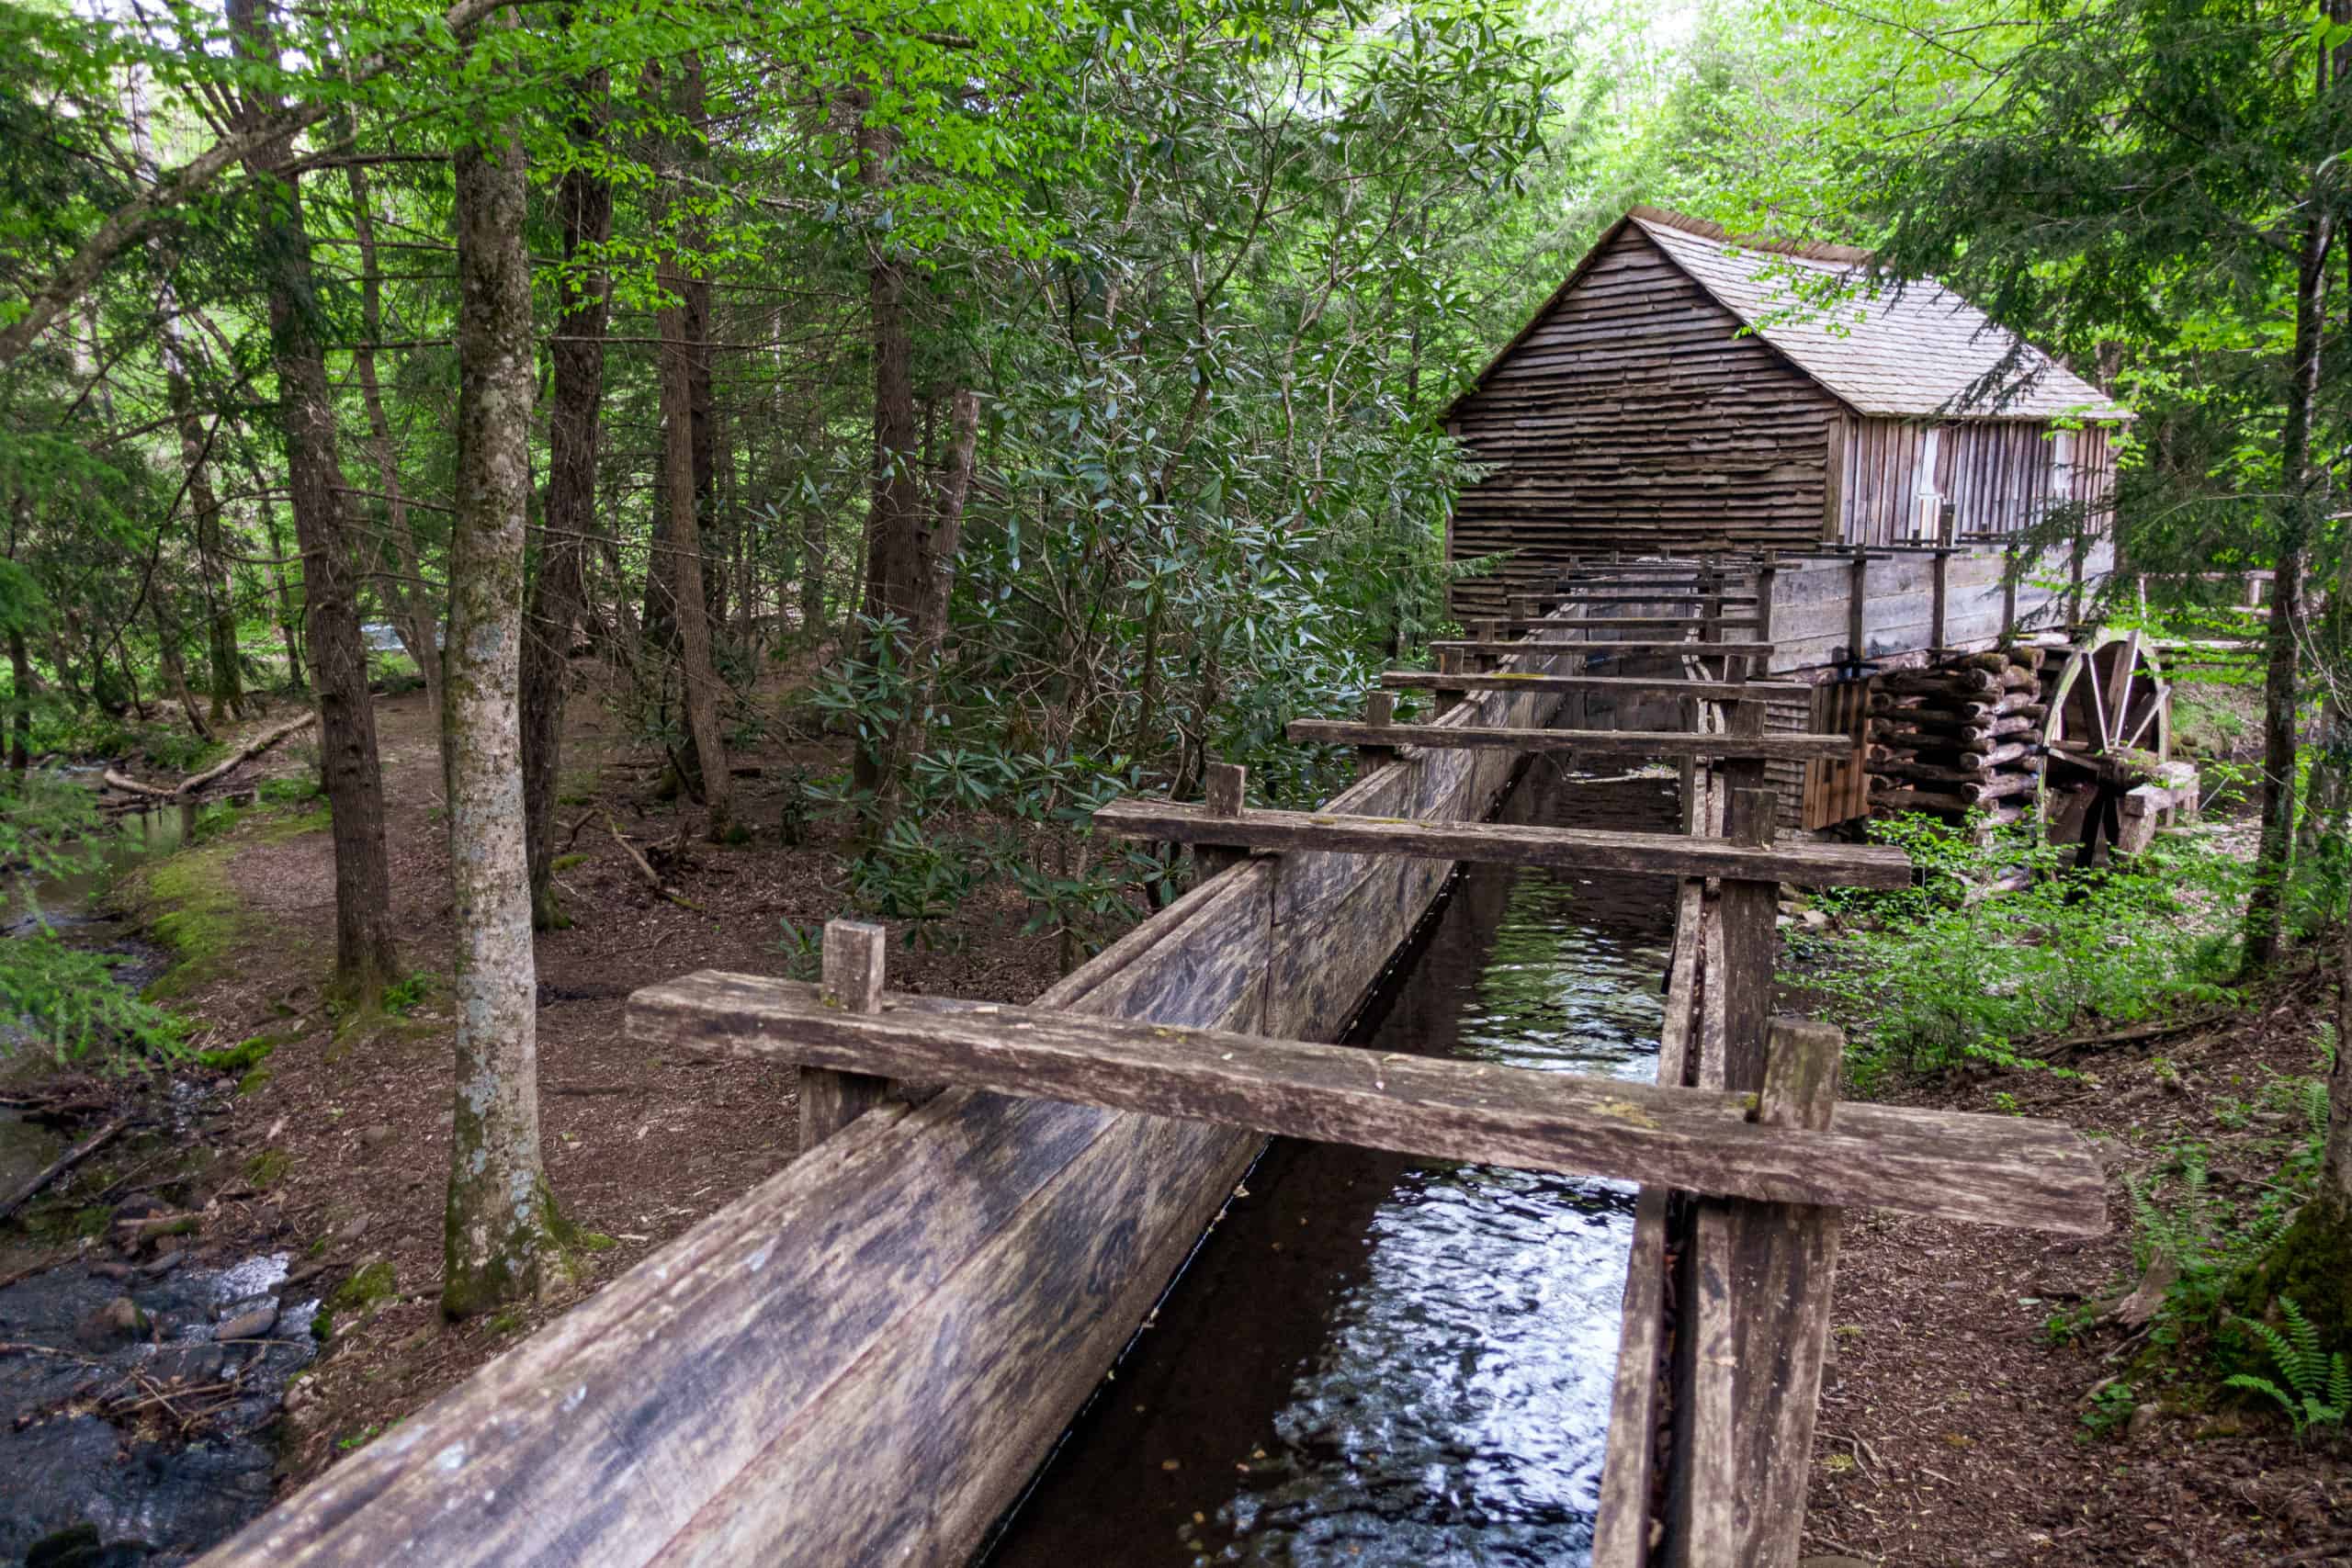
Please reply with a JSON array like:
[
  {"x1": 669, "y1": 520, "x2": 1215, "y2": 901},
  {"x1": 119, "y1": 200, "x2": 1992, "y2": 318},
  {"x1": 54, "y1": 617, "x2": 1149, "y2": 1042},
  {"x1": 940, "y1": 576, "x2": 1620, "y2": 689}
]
[
  {"x1": 151, "y1": 600, "x2": 211, "y2": 744},
  {"x1": 523, "y1": 64, "x2": 613, "y2": 931},
  {"x1": 658, "y1": 300, "x2": 733, "y2": 841},
  {"x1": 6, "y1": 626, "x2": 28, "y2": 776},
  {"x1": 684, "y1": 57, "x2": 718, "y2": 650},
  {"x1": 343, "y1": 150, "x2": 445, "y2": 732},
  {"x1": 229, "y1": 0, "x2": 398, "y2": 996},
  {"x1": 853, "y1": 110, "x2": 924, "y2": 806},
  {"x1": 2243, "y1": 202, "x2": 2333, "y2": 972},
  {"x1": 887, "y1": 388, "x2": 978, "y2": 807},
  {"x1": 442, "y1": 59, "x2": 560, "y2": 1318}
]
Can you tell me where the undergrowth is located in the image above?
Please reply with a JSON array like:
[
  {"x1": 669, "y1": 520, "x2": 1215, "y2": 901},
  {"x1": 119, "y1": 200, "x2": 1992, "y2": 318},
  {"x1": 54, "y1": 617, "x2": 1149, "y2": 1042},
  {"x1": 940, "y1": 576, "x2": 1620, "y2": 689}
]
[
  {"x1": 0, "y1": 768, "x2": 185, "y2": 1066},
  {"x1": 1789, "y1": 811, "x2": 2244, "y2": 1088}
]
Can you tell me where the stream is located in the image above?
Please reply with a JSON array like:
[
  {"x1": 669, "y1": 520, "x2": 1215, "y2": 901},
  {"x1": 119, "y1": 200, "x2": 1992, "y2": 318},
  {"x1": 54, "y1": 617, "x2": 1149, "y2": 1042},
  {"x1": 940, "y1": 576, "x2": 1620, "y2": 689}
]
[
  {"x1": 985, "y1": 762, "x2": 1679, "y2": 1567},
  {"x1": 3, "y1": 788, "x2": 319, "y2": 1567}
]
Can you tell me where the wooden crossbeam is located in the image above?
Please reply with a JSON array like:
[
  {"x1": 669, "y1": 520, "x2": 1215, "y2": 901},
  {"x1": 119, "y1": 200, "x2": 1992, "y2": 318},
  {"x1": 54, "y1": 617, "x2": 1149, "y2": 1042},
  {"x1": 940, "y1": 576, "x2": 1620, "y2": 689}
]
[
  {"x1": 1092, "y1": 798, "x2": 1910, "y2": 887},
  {"x1": 1429, "y1": 639, "x2": 1776, "y2": 660},
  {"x1": 1501, "y1": 616, "x2": 1766, "y2": 632},
  {"x1": 1528, "y1": 592, "x2": 1761, "y2": 606},
  {"x1": 631, "y1": 974, "x2": 2106, "y2": 1237},
  {"x1": 1285, "y1": 720, "x2": 1856, "y2": 762},
  {"x1": 1382, "y1": 671, "x2": 1804, "y2": 702}
]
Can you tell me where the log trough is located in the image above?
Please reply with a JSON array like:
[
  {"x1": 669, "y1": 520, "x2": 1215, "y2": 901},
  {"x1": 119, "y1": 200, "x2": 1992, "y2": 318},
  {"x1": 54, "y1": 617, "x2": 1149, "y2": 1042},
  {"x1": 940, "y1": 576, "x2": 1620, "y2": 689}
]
[{"x1": 193, "y1": 593, "x2": 2108, "y2": 1568}]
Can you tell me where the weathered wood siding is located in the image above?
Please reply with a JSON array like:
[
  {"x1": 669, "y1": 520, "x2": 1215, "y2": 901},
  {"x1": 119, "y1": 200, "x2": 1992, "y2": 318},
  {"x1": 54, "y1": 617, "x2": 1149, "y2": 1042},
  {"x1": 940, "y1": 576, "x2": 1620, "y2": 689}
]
[
  {"x1": 1830, "y1": 416, "x2": 2119, "y2": 546},
  {"x1": 1763, "y1": 538, "x2": 2114, "y2": 673},
  {"x1": 1447, "y1": 227, "x2": 1843, "y2": 622}
]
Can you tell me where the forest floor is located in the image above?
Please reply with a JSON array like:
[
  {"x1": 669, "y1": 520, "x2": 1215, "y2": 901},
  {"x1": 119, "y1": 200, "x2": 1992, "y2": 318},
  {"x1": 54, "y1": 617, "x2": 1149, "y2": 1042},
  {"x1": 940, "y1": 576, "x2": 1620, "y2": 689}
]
[
  {"x1": 6, "y1": 666, "x2": 1069, "y2": 1495},
  {"x1": 6, "y1": 670, "x2": 2348, "y2": 1563},
  {"x1": 1800, "y1": 953, "x2": 2352, "y2": 1566}
]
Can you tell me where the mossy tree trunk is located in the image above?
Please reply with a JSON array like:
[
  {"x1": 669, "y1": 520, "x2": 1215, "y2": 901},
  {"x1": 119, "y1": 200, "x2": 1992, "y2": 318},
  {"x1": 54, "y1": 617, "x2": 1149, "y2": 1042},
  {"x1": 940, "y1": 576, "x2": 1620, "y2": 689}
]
[
  {"x1": 442, "y1": 46, "x2": 561, "y2": 1319},
  {"x1": 228, "y1": 0, "x2": 398, "y2": 998}
]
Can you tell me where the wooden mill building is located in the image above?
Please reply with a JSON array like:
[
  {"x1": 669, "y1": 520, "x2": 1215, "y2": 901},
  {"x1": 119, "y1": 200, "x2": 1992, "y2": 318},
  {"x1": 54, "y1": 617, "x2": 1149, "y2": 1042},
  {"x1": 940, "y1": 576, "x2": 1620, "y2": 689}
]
[{"x1": 1442, "y1": 207, "x2": 2132, "y2": 627}]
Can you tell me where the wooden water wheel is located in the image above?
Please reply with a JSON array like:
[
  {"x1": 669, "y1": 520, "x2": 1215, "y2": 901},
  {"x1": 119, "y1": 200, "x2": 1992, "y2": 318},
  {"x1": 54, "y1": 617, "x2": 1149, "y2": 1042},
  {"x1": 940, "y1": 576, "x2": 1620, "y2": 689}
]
[{"x1": 2037, "y1": 629, "x2": 2172, "y2": 863}]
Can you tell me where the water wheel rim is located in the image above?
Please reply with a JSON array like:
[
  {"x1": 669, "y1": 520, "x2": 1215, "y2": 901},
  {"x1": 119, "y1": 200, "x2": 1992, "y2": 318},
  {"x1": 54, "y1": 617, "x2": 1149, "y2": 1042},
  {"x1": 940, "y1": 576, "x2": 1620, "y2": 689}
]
[{"x1": 2035, "y1": 628, "x2": 2171, "y2": 840}]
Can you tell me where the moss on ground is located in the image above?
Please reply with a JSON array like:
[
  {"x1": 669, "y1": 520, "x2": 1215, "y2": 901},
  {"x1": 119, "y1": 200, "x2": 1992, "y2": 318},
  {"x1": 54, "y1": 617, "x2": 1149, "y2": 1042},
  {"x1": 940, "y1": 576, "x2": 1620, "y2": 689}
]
[{"x1": 136, "y1": 840, "x2": 246, "y2": 998}]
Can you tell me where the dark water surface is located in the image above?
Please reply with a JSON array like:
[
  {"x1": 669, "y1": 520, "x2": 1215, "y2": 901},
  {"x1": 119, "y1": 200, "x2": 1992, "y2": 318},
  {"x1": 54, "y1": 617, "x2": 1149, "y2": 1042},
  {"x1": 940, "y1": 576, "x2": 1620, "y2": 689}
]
[{"x1": 986, "y1": 763, "x2": 1679, "y2": 1568}]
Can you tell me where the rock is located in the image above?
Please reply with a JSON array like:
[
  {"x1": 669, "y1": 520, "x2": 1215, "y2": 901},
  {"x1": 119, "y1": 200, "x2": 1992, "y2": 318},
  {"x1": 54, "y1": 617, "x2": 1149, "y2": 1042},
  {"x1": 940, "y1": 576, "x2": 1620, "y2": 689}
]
[
  {"x1": 2128, "y1": 1402, "x2": 2162, "y2": 1440},
  {"x1": 1801, "y1": 907, "x2": 1830, "y2": 929},
  {"x1": 75, "y1": 1295, "x2": 147, "y2": 1350},
  {"x1": 357, "y1": 1124, "x2": 395, "y2": 1157},
  {"x1": 216, "y1": 1303, "x2": 279, "y2": 1343}
]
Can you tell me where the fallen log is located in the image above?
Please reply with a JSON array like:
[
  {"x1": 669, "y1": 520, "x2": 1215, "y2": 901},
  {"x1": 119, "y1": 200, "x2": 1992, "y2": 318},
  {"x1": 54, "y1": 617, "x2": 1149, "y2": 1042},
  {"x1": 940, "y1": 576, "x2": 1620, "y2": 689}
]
[
  {"x1": 0, "y1": 1117, "x2": 128, "y2": 1224},
  {"x1": 104, "y1": 713, "x2": 317, "y2": 800},
  {"x1": 607, "y1": 817, "x2": 704, "y2": 911}
]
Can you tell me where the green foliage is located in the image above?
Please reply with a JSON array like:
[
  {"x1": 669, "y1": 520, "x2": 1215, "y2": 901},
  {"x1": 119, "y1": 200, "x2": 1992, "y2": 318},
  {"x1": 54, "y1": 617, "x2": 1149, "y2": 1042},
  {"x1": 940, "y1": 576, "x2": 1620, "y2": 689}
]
[
  {"x1": 0, "y1": 927, "x2": 185, "y2": 1065},
  {"x1": 258, "y1": 776, "x2": 322, "y2": 807},
  {"x1": 0, "y1": 769, "x2": 185, "y2": 1066},
  {"x1": 379, "y1": 972, "x2": 435, "y2": 1017},
  {"x1": 2225, "y1": 1298, "x2": 2350, "y2": 1438},
  {"x1": 2080, "y1": 1378, "x2": 2139, "y2": 1438},
  {"x1": 196, "y1": 1034, "x2": 275, "y2": 1074},
  {"x1": 1793, "y1": 813, "x2": 2243, "y2": 1084}
]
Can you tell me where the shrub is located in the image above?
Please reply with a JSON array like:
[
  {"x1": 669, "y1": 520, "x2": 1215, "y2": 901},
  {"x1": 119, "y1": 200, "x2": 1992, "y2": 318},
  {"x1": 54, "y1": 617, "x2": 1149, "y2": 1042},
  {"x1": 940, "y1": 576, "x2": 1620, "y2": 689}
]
[{"x1": 1792, "y1": 812, "x2": 2243, "y2": 1085}]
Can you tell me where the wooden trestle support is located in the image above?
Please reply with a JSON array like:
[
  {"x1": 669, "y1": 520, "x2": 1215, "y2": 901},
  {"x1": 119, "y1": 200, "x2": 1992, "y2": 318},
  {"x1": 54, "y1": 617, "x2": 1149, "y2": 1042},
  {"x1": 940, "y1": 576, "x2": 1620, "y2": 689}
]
[{"x1": 195, "y1": 562, "x2": 2107, "y2": 1568}]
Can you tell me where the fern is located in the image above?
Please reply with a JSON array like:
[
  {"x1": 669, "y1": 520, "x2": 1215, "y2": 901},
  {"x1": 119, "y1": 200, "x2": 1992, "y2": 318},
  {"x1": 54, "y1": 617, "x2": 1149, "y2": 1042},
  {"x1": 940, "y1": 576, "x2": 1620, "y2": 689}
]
[{"x1": 2225, "y1": 1297, "x2": 2351, "y2": 1438}]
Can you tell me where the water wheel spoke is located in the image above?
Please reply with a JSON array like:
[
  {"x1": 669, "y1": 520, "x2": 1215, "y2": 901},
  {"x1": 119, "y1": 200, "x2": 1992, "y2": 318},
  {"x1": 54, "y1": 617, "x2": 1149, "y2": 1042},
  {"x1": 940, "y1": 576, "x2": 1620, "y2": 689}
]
[{"x1": 2081, "y1": 648, "x2": 2108, "y2": 746}]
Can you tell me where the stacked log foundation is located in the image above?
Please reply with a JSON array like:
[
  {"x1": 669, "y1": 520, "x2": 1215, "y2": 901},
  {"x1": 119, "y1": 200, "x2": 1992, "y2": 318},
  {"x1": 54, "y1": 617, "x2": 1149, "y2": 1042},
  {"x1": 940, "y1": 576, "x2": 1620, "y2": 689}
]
[{"x1": 1865, "y1": 646, "x2": 2049, "y2": 826}]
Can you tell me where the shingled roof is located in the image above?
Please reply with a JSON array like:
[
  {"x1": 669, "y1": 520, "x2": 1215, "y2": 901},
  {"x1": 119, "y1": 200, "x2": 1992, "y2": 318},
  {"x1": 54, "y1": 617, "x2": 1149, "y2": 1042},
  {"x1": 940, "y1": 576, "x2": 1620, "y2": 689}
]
[{"x1": 1457, "y1": 207, "x2": 2131, "y2": 423}]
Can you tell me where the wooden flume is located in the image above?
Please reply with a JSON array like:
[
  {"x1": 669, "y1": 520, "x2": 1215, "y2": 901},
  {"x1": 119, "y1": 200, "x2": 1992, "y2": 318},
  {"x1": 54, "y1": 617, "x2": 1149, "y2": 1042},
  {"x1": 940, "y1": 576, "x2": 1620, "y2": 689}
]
[{"x1": 188, "y1": 574, "x2": 2101, "y2": 1568}]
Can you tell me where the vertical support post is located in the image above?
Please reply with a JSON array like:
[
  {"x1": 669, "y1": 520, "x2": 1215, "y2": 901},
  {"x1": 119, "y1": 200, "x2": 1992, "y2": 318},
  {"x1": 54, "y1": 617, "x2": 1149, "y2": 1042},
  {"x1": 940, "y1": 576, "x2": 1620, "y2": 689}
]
[
  {"x1": 2068, "y1": 528, "x2": 2086, "y2": 629},
  {"x1": 1420, "y1": 644, "x2": 1458, "y2": 719},
  {"x1": 1752, "y1": 563, "x2": 1778, "y2": 681},
  {"x1": 1668, "y1": 1016, "x2": 1846, "y2": 1568},
  {"x1": 2001, "y1": 543, "x2": 2018, "y2": 640},
  {"x1": 1198, "y1": 761, "x2": 1249, "y2": 878},
  {"x1": 1354, "y1": 693, "x2": 1396, "y2": 779},
  {"x1": 1716, "y1": 776, "x2": 1775, "y2": 1092},
  {"x1": 1845, "y1": 545, "x2": 1869, "y2": 667},
  {"x1": 801, "y1": 919, "x2": 889, "y2": 1150},
  {"x1": 1929, "y1": 547, "x2": 1951, "y2": 651}
]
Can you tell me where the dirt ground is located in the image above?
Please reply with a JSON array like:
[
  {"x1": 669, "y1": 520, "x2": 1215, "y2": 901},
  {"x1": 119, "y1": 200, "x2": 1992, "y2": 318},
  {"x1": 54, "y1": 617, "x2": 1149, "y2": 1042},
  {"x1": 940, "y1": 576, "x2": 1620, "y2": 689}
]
[
  {"x1": 8, "y1": 664, "x2": 2350, "y2": 1564},
  {"x1": 42, "y1": 669, "x2": 1068, "y2": 1489},
  {"x1": 1800, "y1": 960, "x2": 2352, "y2": 1566}
]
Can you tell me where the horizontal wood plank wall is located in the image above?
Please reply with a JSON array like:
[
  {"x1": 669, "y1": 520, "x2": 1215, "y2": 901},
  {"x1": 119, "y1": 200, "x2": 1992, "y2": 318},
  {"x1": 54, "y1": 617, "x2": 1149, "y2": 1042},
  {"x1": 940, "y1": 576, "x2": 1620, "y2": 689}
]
[
  {"x1": 197, "y1": 670, "x2": 1571, "y2": 1568},
  {"x1": 1447, "y1": 226, "x2": 1841, "y2": 621}
]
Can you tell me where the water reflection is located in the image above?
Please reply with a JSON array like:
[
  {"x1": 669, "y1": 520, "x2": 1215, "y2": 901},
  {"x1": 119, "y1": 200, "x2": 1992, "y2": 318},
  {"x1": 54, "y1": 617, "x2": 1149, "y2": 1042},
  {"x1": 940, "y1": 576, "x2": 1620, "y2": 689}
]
[{"x1": 988, "y1": 766, "x2": 1678, "y2": 1567}]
